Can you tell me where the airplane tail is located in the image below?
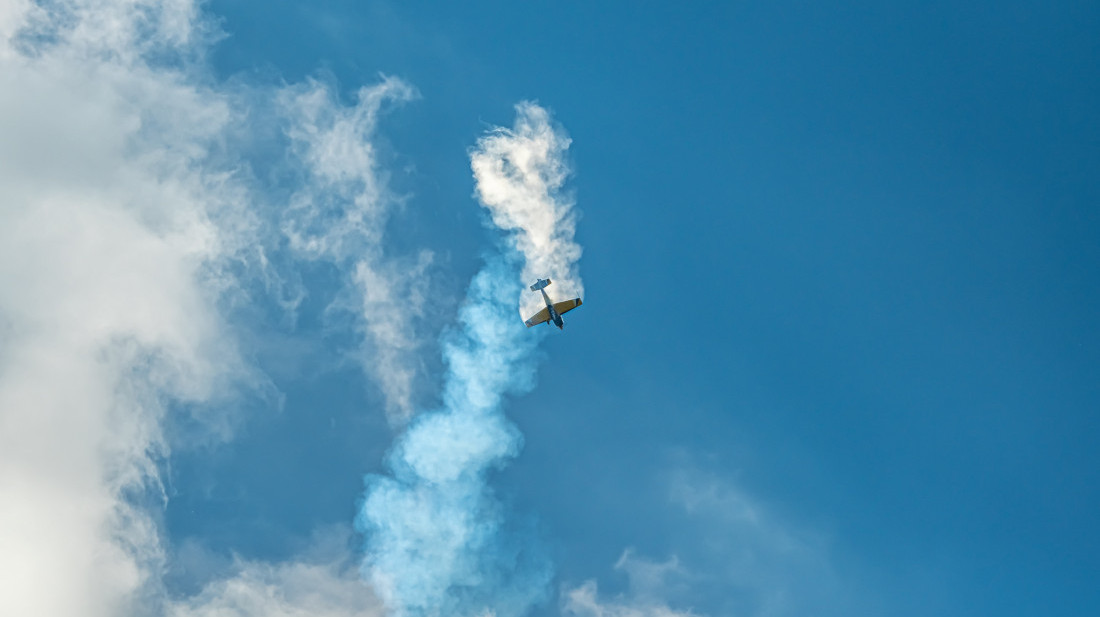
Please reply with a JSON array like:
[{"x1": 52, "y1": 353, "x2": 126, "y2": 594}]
[{"x1": 529, "y1": 278, "x2": 551, "y2": 292}]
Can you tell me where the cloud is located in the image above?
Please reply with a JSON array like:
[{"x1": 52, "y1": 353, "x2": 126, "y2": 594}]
[
  {"x1": 0, "y1": 1, "x2": 432, "y2": 614},
  {"x1": 0, "y1": 2, "x2": 259, "y2": 615},
  {"x1": 564, "y1": 460, "x2": 854, "y2": 617},
  {"x1": 470, "y1": 101, "x2": 583, "y2": 317},
  {"x1": 663, "y1": 464, "x2": 846, "y2": 617},
  {"x1": 563, "y1": 551, "x2": 699, "y2": 617},
  {"x1": 279, "y1": 76, "x2": 433, "y2": 423},
  {"x1": 163, "y1": 526, "x2": 385, "y2": 617},
  {"x1": 168, "y1": 555, "x2": 384, "y2": 617},
  {"x1": 279, "y1": 76, "x2": 417, "y2": 260}
]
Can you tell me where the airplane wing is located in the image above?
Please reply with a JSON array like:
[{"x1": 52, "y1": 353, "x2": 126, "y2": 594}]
[
  {"x1": 524, "y1": 307, "x2": 551, "y2": 327},
  {"x1": 552, "y1": 298, "x2": 583, "y2": 315}
]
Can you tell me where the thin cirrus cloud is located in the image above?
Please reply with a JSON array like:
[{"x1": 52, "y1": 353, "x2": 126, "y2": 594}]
[
  {"x1": 278, "y1": 75, "x2": 434, "y2": 423},
  {"x1": 666, "y1": 465, "x2": 846, "y2": 617},
  {"x1": 559, "y1": 460, "x2": 850, "y2": 617},
  {"x1": 563, "y1": 551, "x2": 698, "y2": 617}
]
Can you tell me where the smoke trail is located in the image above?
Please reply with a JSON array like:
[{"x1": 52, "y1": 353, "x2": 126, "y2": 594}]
[
  {"x1": 471, "y1": 102, "x2": 583, "y2": 319},
  {"x1": 357, "y1": 103, "x2": 579, "y2": 617}
]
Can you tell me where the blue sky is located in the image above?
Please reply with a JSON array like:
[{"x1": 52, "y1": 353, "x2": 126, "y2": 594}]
[{"x1": 1, "y1": 2, "x2": 1097, "y2": 616}]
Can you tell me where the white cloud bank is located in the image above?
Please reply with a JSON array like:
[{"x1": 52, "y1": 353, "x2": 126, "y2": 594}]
[
  {"x1": 0, "y1": 1, "x2": 424, "y2": 615},
  {"x1": 1, "y1": 2, "x2": 257, "y2": 615}
]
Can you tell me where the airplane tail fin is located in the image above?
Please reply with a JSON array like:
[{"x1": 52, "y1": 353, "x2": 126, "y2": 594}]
[{"x1": 529, "y1": 278, "x2": 551, "y2": 292}]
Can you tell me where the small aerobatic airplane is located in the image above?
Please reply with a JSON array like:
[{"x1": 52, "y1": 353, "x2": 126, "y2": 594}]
[{"x1": 524, "y1": 278, "x2": 582, "y2": 330}]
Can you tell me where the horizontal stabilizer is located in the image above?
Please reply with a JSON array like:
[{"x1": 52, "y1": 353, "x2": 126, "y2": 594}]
[{"x1": 530, "y1": 278, "x2": 552, "y2": 292}]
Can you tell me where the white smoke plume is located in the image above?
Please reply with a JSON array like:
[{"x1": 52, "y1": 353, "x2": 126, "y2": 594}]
[
  {"x1": 357, "y1": 103, "x2": 581, "y2": 616},
  {"x1": 471, "y1": 102, "x2": 583, "y2": 318}
]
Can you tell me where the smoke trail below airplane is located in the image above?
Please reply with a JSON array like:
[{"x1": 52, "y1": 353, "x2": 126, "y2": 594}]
[{"x1": 356, "y1": 102, "x2": 578, "y2": 617}]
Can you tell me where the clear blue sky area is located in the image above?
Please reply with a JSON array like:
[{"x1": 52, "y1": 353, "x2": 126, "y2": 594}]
[{"x1": 166, "y1": 2, "x2": 1099, "y2": 615}]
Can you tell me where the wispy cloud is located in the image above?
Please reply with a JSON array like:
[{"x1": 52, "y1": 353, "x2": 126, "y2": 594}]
[
  {"x1": 562, "y1": 459, "x2": 853, "y2": 617},
  {"x1": 279, "y1": 76, "x2": 433, "y2": 423},
  {"x1": 663, "y1": 463, "x2": 846, "y2": 617},
  {"x1": 563, "y1": 551, "x2": 699, "y2": 617},
  {"x1": 279, "y1": 76, "x2": 417, "y2": 260},
  {"x1": 169, "y1": 550, "x2": 384, "y2": 617},
  {"x1": 164, "y1": 527, "x2": 385, "y2": 617}
]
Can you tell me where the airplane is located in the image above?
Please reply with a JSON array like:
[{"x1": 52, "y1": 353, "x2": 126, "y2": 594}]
[{"x1": 524, "y1": 278, "x2": 582, "y2": 330}]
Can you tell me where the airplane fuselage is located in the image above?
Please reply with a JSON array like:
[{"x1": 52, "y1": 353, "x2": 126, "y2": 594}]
[{"x1": 541, "y1": 288, "x2": 565, "y2": 329}]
